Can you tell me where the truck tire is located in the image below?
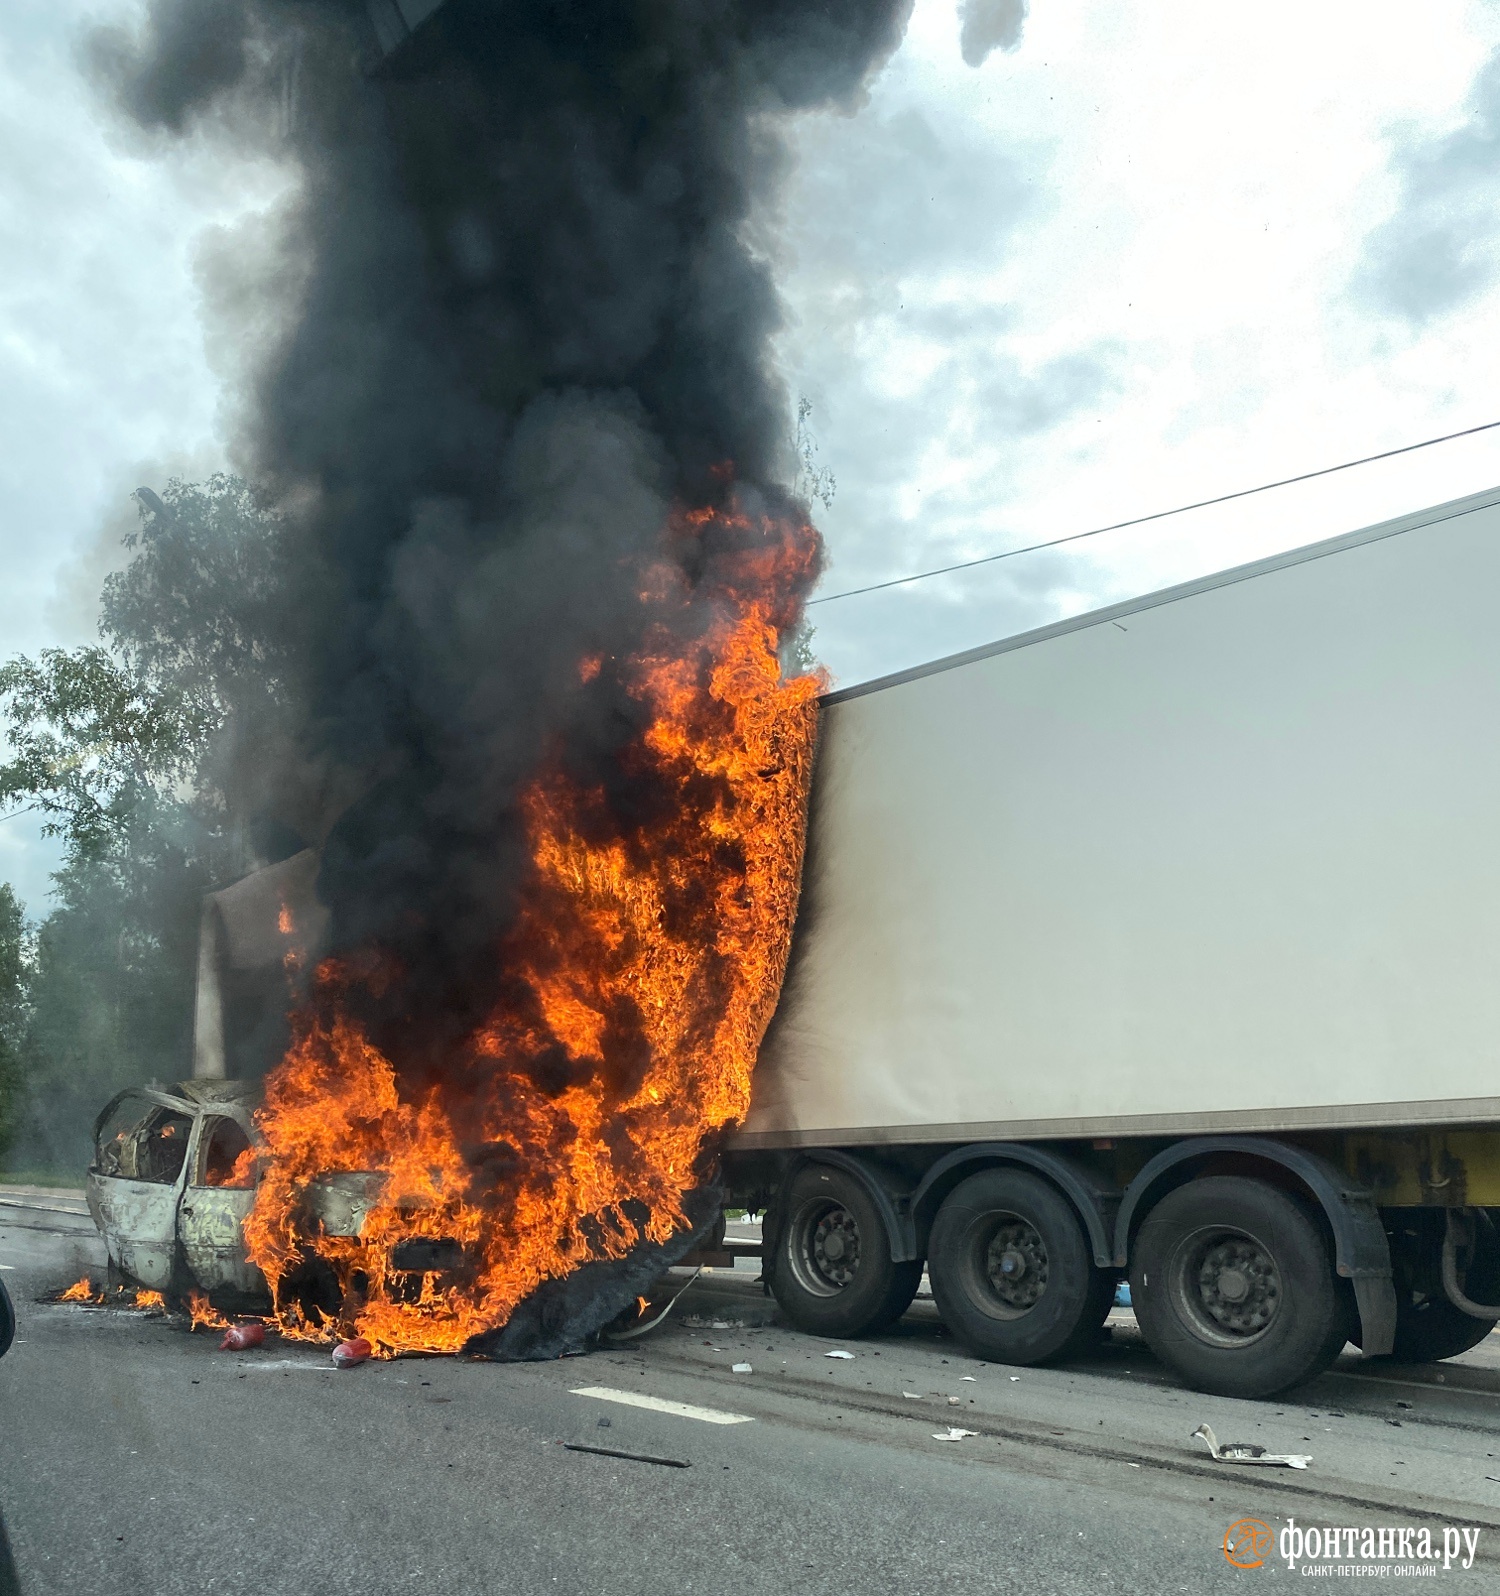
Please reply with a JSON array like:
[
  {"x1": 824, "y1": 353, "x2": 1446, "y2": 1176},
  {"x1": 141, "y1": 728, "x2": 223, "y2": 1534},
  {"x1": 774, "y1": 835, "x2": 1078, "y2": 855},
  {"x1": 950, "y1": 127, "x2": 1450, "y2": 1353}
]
[
  {"x1": 1131, "y1": 1176, "x2": 1348, "y2": 1398},
  {"x1": 1386, "y1": 1298, "x2": 1495, "y2": 1363},
  {"x1": 768, "y1": 1165, "x2": 922, "y2": 1338},
  {"x1": 926, "y1": 1168, "x2": 1112, "y2": 1365},
  {"x1": 1376, "y1": 1213, "x2": 1500, "y2": 1363}
]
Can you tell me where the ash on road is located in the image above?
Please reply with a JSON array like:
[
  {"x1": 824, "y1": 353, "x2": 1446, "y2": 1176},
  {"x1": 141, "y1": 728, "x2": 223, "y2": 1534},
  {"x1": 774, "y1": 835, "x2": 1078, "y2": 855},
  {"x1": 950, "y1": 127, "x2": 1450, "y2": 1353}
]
[{"x1": 3, "y1": 1197, "x2": 1498, "y2": 1595}]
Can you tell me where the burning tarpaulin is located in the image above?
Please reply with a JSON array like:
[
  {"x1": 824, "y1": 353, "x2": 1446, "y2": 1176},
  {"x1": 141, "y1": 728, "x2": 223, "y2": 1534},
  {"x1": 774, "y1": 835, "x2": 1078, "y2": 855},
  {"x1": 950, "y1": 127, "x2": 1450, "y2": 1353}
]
[{"x1": 93, "y1": 0, "x2": 913, "y2": 1356}]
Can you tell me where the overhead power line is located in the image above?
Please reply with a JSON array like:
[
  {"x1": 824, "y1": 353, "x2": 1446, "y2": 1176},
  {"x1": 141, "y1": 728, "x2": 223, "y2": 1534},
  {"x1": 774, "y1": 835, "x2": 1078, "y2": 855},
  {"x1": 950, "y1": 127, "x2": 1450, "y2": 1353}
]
[{"x1": 806, "y1": 417, "x2": 1500, "y2": 607}]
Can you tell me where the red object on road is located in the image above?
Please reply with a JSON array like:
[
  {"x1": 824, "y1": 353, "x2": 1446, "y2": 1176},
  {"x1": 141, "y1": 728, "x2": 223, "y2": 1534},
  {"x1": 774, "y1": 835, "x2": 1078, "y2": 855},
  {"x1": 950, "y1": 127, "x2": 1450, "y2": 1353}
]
[
  {"x1": 219, "y1": 1321, "x2": 266, "y2": 1351},
  {"x1": 332, "y1": 1337, "x2": 373, "y2": 1368}
]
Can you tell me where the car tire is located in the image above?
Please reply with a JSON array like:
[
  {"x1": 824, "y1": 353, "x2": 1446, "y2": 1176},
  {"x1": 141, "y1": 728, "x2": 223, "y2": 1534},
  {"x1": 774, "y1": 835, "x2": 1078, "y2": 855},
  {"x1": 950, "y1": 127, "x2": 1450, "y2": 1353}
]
[
  {"x1": 768, "y1": 1165, "x2": 921, "y2": 1338},
  {"x1": 1131, "y1": 1175, "x2": 1348, "y2": 1398},
  {"x1": 926, "y1": 1168, "x2": 1112, "y2": 1365}
]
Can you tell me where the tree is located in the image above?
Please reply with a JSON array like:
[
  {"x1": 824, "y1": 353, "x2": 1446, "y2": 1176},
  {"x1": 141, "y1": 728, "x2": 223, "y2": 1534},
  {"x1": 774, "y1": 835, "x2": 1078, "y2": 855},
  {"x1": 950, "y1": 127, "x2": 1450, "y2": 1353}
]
[
  {"x1": 0, "y1": 475, "x2": 292, "y2": 1175},
  {"x1": 0, "y1": 885, "x2": 29, "y2": 1162}
]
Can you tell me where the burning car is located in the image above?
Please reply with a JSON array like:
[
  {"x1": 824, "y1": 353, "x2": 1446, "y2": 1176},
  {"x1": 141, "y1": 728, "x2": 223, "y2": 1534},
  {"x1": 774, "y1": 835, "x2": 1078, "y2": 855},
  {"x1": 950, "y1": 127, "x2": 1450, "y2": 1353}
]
[
  {"x1": 85, "y1": 1077, "x2": 726, "y2": 1344},
  {"x1": 86, "y1": 1080, "x2": 383, "y2": 1311}
]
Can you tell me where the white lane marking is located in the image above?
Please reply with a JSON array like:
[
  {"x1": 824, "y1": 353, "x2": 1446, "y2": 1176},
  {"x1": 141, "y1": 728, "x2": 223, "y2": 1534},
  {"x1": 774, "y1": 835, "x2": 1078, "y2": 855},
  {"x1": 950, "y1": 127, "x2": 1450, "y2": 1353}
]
[
  {"x1": 570, "y1": 1386, "x2": 754, "y2": 1425},
  {"x1": 230, "y1": 1360, "x2": 336, "y2": 1372}
]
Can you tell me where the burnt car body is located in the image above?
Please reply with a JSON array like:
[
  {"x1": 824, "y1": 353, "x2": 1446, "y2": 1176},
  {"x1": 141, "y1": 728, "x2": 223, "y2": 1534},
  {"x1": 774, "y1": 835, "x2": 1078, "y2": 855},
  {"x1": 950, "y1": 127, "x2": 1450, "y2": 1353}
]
[
  {"x1": 87, "y1": 1081, "x2": 267, "y2": 1303},
  {"x1": 86, "y1": 1082, "x2": 406, "y2": 1311}
]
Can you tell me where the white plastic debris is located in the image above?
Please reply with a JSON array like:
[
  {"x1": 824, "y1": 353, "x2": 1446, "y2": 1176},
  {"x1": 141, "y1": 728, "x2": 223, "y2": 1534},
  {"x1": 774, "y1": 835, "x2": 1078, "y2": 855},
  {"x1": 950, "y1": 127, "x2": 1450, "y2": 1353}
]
[
  {"x1": 824, "y1": 1349, "x2": 855, "y2": 1359},
  {"x1": 1191, "y1": 1423, "x2": 1311, "y2": 1470},
  {"x1": 932, "y1": 1427, "x2": 978, "y2": 1442},
  {"x1": 947, "y1": 1397, "x2": 961, "y2": 1406},
  {"x1": 902, "y1": 1391, "x2": 922, "y2": 1399},
  {"x1": 732, "y1": 1362, "x2": 752, "y2": 1373},
  {"x1": 1009, "y1": 1375, "x2": 1020, "y2": 1381},
  {"x1": 960, "y1": 1376, "x2": 977, "y2": 1382}
]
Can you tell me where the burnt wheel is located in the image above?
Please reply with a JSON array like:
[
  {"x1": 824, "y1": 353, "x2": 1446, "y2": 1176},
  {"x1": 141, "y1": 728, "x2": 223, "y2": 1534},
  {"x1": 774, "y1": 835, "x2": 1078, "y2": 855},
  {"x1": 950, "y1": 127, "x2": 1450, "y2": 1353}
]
[
  {"x1": 926, "y1": 1168, "x2": 1112, "y2": 1365},
  {"x1": 768, "y1": 1165, "x2": 921, "y2": 1338},
  {"x1": 1131, "y1": 1176, "x2": 1348, "y2": 1398}
]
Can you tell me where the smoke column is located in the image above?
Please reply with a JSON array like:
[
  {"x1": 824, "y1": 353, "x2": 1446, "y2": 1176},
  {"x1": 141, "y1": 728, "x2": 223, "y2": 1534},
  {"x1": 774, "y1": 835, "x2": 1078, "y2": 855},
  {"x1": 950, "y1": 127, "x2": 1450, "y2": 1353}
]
[
  {"x1": 90, "y1": 0, "x2": 913, "y2": 1349},
  {"x1": 93, "y1": 0, "x2": 910, "y2": 1059}
]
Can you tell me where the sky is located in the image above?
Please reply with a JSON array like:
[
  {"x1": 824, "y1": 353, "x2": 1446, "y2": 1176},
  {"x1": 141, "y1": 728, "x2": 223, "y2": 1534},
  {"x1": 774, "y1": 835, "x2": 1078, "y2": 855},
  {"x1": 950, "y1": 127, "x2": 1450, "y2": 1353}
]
[{"x1": 5, "y1": 0, "x2": 1500, "y2": 907}]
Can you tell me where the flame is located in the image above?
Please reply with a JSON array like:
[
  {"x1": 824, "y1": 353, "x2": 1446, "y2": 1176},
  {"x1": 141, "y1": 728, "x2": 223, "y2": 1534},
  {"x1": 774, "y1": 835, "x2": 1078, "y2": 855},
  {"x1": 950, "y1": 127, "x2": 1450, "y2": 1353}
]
[
  {"x1": 133, "y1": 1290, "x2": 167, "y2": 1313},
  {"x1": 59, "y1": 1276, "x2": 100, "y2": 1302},
  {"x1": 185, "y1": 1290, "x2": 231, "y2": 1331},
  {"x1": 243, "y1": 502, "x2": 822, "y2": 1354}
]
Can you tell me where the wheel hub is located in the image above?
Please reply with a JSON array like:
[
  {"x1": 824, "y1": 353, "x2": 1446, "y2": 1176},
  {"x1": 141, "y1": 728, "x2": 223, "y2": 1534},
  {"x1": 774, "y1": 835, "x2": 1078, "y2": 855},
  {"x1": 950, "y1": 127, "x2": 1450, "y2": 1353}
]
[
  {"x1": 1196, "y1": 1237, "x2": 1279, "y2": 1335},
  {"x1": 810, "y1": 1208, "x2": 861, "y2": 1289},
  {"x1": 983, "y1": 1222, "x2": 1048, "y2": 1310}
]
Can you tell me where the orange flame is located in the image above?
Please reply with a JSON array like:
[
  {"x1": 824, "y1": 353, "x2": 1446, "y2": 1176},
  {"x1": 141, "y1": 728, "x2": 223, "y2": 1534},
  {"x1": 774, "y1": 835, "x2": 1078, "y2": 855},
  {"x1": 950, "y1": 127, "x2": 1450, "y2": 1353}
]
[
  {"x1": 59, "y1": 1276, "x2": 100, "y2": 1302},
  {"x1": 243, "y1": 503, "x2": 822, "y2": 1354},
  {"x1": 133, "y1": 1290, "x2": 167, "y2": 1313},
  {"x1": 185, "y1": 1290, "x2": 231, "y2": 1331}
]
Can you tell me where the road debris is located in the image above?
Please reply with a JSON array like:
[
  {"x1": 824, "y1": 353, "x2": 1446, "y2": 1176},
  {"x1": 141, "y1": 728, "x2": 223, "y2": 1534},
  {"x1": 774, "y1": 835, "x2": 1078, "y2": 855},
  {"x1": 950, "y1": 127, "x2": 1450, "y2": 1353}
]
[
  {"x1": 947, "y1": 1396, "x2": 961, "y2": 1405},
  {"x1": 219, "y1": 1322, "x2": 265, "y2": 1351},
  {"x1": 563, "y1": 1443, "x2": 690, "y2": 1469},
  {"x1": 1191, "y1": 1423, "x2": 1310, "y2": 1469},
  {"x1": 333, "y1": 1337, "x2": 374, "y2": 1368},
  {"x1": 732, "y1": 1362, "x2": 752, "y2": 1373},
  {"x1": 602, "y1": 1268, "x2": 701, "y2": 1344},
  {"x1": 932, "y1": 1428, "x2": 978, "y2": 1442},
  {"x1": 903, "y1": 1391, "x2": 923, "y2": 1399},
  {"x1": 824, "y1": 1349, "x2": 855, "y2": 1359},
  {"x1": 960, "y1": 1375, "x2": 977, "y2": 1382}
]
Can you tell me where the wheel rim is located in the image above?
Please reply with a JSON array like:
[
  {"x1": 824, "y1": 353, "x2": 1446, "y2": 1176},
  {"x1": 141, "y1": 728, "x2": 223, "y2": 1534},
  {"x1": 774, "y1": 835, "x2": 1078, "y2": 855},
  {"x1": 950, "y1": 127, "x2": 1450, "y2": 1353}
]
[
  {"x1": 1167, "y1": 1224, "x2": 1282, "y2": 1346},
  {"x1": 787, "y1": 1198, "x2": 862, "y2": 1297},
  {"x1": 957, "y1": 1210, "x2": 1049, "y2": 1321}
]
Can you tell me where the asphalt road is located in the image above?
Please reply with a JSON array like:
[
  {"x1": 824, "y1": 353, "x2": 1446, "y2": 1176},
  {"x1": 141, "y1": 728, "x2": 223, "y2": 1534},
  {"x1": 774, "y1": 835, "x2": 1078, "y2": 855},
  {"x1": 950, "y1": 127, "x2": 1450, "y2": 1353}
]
[{"x1": 4, "y1": 1197, "x2": 1500, "y2": 1595}]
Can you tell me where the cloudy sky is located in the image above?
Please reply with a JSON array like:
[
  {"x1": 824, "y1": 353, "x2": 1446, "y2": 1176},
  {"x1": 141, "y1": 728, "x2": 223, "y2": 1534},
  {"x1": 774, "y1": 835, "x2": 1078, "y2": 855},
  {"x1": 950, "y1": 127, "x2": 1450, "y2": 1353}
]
[{"x1": 5, "y1": 0, "x2": 1500, "y2": 905}]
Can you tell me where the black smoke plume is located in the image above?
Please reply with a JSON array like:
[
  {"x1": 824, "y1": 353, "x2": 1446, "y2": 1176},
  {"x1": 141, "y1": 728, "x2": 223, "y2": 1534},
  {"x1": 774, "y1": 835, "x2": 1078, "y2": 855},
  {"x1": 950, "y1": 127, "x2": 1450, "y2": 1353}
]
[{"x1": 90, "y1": 0, "x2": 912, "y2": 1083}]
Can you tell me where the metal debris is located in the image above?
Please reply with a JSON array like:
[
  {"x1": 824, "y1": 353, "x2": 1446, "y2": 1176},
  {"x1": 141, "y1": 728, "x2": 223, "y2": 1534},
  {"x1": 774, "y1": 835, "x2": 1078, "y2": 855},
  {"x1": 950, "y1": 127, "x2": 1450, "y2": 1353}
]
[
  {"x1": 932, "y1": 1428, "x2": 978, "y2": 1442},
  {"x1": 1191, "y1": 1423, "x2": 1310, "y2": 1469},
  {"x1": 219, "y1": 1322, "x2": 265, "y2": 1351},
  {"x1": 332, "y1": 1337, "x2": 374, "y2": 1368},
  {"x1": 824, "y1": 1349, "x2": 855, "y2": 1359}
]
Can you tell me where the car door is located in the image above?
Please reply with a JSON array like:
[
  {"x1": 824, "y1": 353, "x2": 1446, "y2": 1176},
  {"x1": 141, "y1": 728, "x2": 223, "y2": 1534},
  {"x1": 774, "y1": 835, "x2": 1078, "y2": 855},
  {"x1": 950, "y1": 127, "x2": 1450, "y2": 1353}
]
[
  {"x1": 177, "y1": 1108, "x2": 267, "y2": 1299},
  {"x1": 85, "y1": 1089, "x2": 198, "y2": 1292}
]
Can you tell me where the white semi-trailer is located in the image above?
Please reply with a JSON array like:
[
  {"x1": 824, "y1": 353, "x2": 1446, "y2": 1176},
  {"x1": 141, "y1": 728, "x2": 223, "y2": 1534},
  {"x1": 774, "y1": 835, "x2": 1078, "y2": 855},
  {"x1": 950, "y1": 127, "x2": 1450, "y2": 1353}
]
[{"x1": 724, "y1": 485, "x2": 1500, "y2": 1397}]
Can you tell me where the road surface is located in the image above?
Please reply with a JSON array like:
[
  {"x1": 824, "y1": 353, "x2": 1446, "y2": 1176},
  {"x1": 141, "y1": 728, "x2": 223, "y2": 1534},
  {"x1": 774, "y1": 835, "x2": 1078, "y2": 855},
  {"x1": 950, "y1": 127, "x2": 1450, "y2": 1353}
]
[{"x1": 3, "y1": 1192, "x2": 1498, "y2": 1594}]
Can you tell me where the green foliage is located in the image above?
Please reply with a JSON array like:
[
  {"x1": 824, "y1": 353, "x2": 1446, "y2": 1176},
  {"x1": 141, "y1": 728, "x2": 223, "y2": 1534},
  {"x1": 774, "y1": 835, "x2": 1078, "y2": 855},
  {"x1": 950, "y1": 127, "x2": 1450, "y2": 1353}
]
[
  {"x1": 0, "y1": 647, "x2": 212, "y2": 861},
  {"x1": 0, "y1": 474, "x2": 291, "y2": 1177},
  {"x1": 0, "y1": 884, "x2": 30, "y2": 1160},
  {"x1": 5, "y1": 800, "x2": 206, "y2": 1175},
  {"x1": 100, "y1": 474, "x2": 295, "y2": 737}
]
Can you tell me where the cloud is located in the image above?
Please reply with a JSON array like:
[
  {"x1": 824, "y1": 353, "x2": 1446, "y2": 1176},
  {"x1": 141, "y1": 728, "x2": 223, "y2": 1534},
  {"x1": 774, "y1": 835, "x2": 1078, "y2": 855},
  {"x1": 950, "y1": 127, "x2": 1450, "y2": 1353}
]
[
  {"x1": 1357, "y1": 50, "x2": 1500, "y2": 325},
  {"x1": 957, "y1": 0, "x2": 1027, "y2": 69}
]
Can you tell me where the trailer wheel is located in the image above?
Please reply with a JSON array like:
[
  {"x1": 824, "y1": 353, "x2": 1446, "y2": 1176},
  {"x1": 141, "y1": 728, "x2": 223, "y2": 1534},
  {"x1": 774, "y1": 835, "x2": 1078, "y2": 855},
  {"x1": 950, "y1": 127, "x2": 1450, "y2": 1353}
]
[
  {"x1": 926, "y1": 1168, "x2": 1111, "y2": 1365},
  {"x1": 1131, "y1": 1176, "x2": 1348, "y2": 1398},
  {"x1": 1375, "y1": 1214, "x2": 1500, "y2": 1363},
  {"x1": 768, "y1": 1166, "x2": 921, "y2": 1337}
]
